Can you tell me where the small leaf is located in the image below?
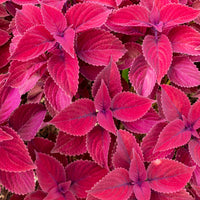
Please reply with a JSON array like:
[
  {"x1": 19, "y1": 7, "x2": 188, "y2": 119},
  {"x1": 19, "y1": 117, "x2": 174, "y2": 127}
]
[
  {"x1": 188, "y1": 101, "x2": 200, "y2": 130},
  {"x1": 0, "y1": 29, "x2": 10, "y2": 46},
  {"x1": 0, "y1": 127, "x2": 13, "y2": 142},
  {"x1": 133, "y1": 182, "x2": 151, "y2": 200},
  {"x1": 188, "y1": 138, "x2": 200, "y2": 167}
]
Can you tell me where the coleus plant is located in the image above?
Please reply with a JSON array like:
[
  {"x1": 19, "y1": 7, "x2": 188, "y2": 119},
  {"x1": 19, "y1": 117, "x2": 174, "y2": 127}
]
[{"x1": 0, "y1": 0, "x2": 200, "y2": 199}]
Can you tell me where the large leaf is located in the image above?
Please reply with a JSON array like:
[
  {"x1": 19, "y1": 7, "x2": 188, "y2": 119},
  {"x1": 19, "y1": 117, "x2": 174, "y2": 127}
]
[
  {"x1": 66, "y1": 160, "x2": 108, "y2": 198},
  {"x1": 89, "y1": 168, "x2": 133, "y2": 200},
  {"x1": 77, "y1": 28, "x2": 126, "y2": 66},
  {"x1": 111, "y1": 92, "x2": 153, "y2": 122},
  {"x1": 9, "y1": 103, "x2": 46, "y2": 141},
  {"x1": 11, "y1": 25, "x2": 55, "y2": 61},
  {"x1": 0, "y1": 126, "x2": 35, "y2": 172},
  {"x1": 147, "y1": 159, "x2": 194, "y2": 193},
  {"x1": 142, "y1": 34, "x2": 172, "y2": 83},
  {"x1": 133, "y1": 182, "x2": 151, "y2": 200},
  {"x1": 66, "y1": 2, "x2": 111, "y2": 33},
  {"x1": 47, "y1": 52, "x2": 79, "y2": 96},
  {"x1": 188, "y1": 138, "x2": 200, "y2": 167},
  {"x1": 51, "y1": 99, "x2": 97, "y2": 136}
]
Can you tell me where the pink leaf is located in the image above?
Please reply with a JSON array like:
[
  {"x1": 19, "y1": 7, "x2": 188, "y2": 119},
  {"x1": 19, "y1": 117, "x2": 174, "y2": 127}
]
[
  {"x1": 107, "y1": 5, "x2": 150, "y2": 27},
  {"x1": 154, "y1": 119, "x2": 191, "y2": 153},
  {"x1": 47, "y1": 52, "x2": 79, "y2": 96},
  {"x1": 168, "y1": 56, "x2": 200, "y2": 87},
  {"x1": 51, "y1": 131, "x2": 87, "y2": 156},
  {"x1": 36, "y1": 152, "x2": 66, "y2": 192},
  {"x1": 66, "y1": 2, "x2": 111, "y2": 33},
  {"x1": 188, "y1": 101, "x2": 200, "y2": 130},
  {"x1": 85, "y1": 0, "x2": 116, "y2": 8},
  {"x1": 9, "y1": 103, "x2": 46, "y2": 141},
  {"x1": 50, "y1": 99, "x2": 96, "y2": 136},
  {"x1": 168, "y1": 25, "x2": 200, "y2": 55},
  {"x1": 113, "y1": 129, "x2": 143, "y2": 170},
  {"x1": 141, "y1": 122, "x2": 174, "y2": 162},
  {"x1": 89, "y1": 168, "x2": 133, "y2": 200},
  {"x1": 44, "y1": 77, "x2": 71, "y2": 113},
  {"x1": 142, "y1": 34, "x2": 172, "y2": 83},
  {"x1": 111, "y1": 92, "x2": 153, "y2": 122},
  {"x1": 15, "y1": 5, "x2": 43, "y2": 35},
  {"x1": 0, "y1": 127, "x2": 13, "y2": 142},
  {"x1": 0, "y1": 126, "x2": 35, "y2": 172},
  {"x1": 147, "y1": 159, "x2": 195, "y2": 193},
  {"x1": 160, "y1": 3, "x2": 200, "y2": 28},
  {"x1": 92, "y1": 60, "x2": 122, "y2": 98},
  {"x1": 189, "y1": 138, "x2": 200, "y2": 167},
  {"x1": 66, "y1": 160, "x2": 108, "y2": 198},
  {"x1": 11, "y1": 25, "x2": 55, "y2": 61},
  {"x1": 87, "y1": 126, "x2": 111, "y2": 169},
  {"x1": 77, "y1": 28, "x2": 126, "y2": 66},
  {"x1": 24, "y1": 191, "x2": 47, "y2": 200},
  {"x1": 129, "y1": 55, "x2": 156, "y2": 97},
  {"x1": 40, "y1": 0, "x2": 65, "y2": 10},
  {"x1": 0, "y1": 29, "x2": 10, "y2": 46},
  {"x1": 0, "y1": 170, "x2": 35, "y2": 195},
  {"x1": 133, "y1": 182, "x2": 151, "y2": 200},
  {"x1": 161, "y1": 84, "x2": 191, "y2": 121},
  {"x1": 0, "y1": 86, "x2": 20, "y2": 124}
]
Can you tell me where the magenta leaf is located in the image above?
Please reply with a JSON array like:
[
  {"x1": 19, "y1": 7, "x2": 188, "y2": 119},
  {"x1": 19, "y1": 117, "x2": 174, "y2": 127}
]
[
  {"x1": 147, "y1": 159, "x2": 195, "y2": 193},
  {"x1": 129, "y1": 55, "x2": 156, "y2": 97},
  {"x1": 89, "y1": 168, "x2": 133, "y2": 200},
  {"x1": 0, "y1": 126, "x2": 35, "y2": 172},
  {"x1": 47, "y1": 52, "x2": 79, "y2": 96},
  {"x1": 168, "y1": 56, "x2": 200, "y2": 87},
  {"x1": 188, "y1": 138, "x2": 200, "y2": 167},
  {"x1": 0, "y1": 29, "x2": 10, "y2": 46},
  {"x1": 113, "y1": 129, "x2": 143, "y2": 170},
  {"x1": 0, "y1": 43, "x2": 10, "y2": 69},
  {"x1": 85, "y1": 0, "x2": 116, "y2": 8},
  {"x1": 133, "y1": 182, "x2": 151, "y2": 200},
  {"x1": 44, "y1": 77, "x2": 71, "y2": 113},
  {"x1": 0, "y1": 127, "x2": 13, "y2": 142},
  {"x1": 168, "y1": 25, "x2": 200, "y2": 55},
  {"x1": 51, "y1": 131, "x2": 87, "y2": 156},
  {"x1": 154, "y1": 119, "x2": 191, "y2": 153},
  {"x1": 76, "y1": 28, "x2": 126, "y2": 66},
  {"x1": 51, "y1": 99, "x2": 96, "y2": 136},
  {"x1": 0, "y1": 170, "x2": 35, "y2": 195},
  {"x1": 9, "y1": 103, "x2": 46, "y2": 141},
  {"x1": 92, "y1": 60, "x2": 122, "y2": 98},
  {"x1": 161, "y1": 84, "x2": 191, "y2": 121},
  {"x1": 141, "y1": 122, "x2": 174, "y2": 162},
  {"x1": 66, "y1": 2, "x2": 111, "y2": 33},
  {"x1": 87, "y1": 126, "x2": 111, "y2": 169},
  {"x1": 36, "y1": 152, "x2": 66, "y2": 192},
  {"x1": 111, "y1": 92, "x2": 153, "y2": 122},
  {"x1": 40, "y1": 0, "x2": 65, "y2": 10},
  {"x1": 188, "y1": 101, "x2": 200, "y2": 130},
  {"x1": 66, "y1": 160, "x2": 108, "y2": 198},
  {"x1": 24, "y1": 191, "x2": 47, "y2": 200},
  {"x1": 160, "y1": 3, "x2": 200, "y2": 28},
  {"x1": 107, "y1": 5, "x2": 150, "y2": 27},
  {"x1": 11, "y1": 25, "x2": 55, "y2": 61},
  {"x1": 15, "y1": 5, "x2": 43, "y2": 35},
  {"x1": 0, "y1": 86, "x2": 20, "y2": 124},
  {"x1": 142, "y1": 34, "x2": 172, "y2": 83}
]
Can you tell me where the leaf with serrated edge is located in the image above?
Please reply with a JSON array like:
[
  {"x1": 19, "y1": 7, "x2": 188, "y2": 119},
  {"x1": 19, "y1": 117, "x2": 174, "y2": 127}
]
[
  {"x1": 189, "y1": 139, "x2": 200, "y2": 167},
  {"x1": 188, "y1": 101, "x2": 200, "y2": 130}
]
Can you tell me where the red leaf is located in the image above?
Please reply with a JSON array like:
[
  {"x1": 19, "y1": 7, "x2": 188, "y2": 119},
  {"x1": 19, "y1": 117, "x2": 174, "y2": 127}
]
[
  {"x1": 0, "y1": 127, "x2": 13, "y2": 142},
  {"x1": 111, "y1": 92, "x2": 153, "y2": 122},
  {"x1": 113, "y1": 129, "x2": 143, "y2": 170},
  {"x1": 92, "y1": 60, "x2": 122, "y2": 98},
  {"x1": 147, "y1": 159, "x2": 194, "y2": 193},
  {"x1": 40, "y1": 0, "x2": 65, "y2": 10},
  {"x1": 11, "y1": 25, "x2": 55, "y2": 61},
  {"x1": 66, "y1": 160, "x2": 108, "y2": 198},
  {"x1": 107, "y1": 5, "x2": 150, "y2": 27},
  {"x1": 47, "y1": 52, "x2": 79, "y2": 96},
  {"x1": 66, "y1": 2, "x2": 111, "y2": 33},
  {"x1": 24, "y1": 191, "x2": 47, "y2": 200},
  {"x1": 0, "y1": 29, "x2": 10, "y2": 46},
  {"x1": 188, "y1": 101, "x2": 200, "y2": 130},
  {"x1": 129, "y1": 55, "x2": 156, "y2": 97},
  {"x1": 87, "y1": 126, "x2": 111, "y2": 169},
  {"x1": 77, "y1": 28, "x2": 126, "y2": 66},
  {"x1": 0, "y1": 170, "x2": 35, "y2": 195},
  {"x1": 142, "y1": 34, "x2": 172, "y2": 83},
  {"x1": 0, "y1": 86, "x2": 20, "y2": 124},
  {"x1": 0, "y1": 126, "x2": 35, "y2": 172},
  {"x1": 51, "y1": 131, "x2": 87, "y2": 156},
  {"x1": 89, "y1": 168, "x2": 133, "y2": 200},
  {"x1": 44, "y1": 77, "x2": 71, "y2": 113},
  {"x1": 51, "y1": 99, "x2": 97, "y2": 136},
  {"x1": 133, "y1": 182, "x2": 151, "y2": 200},
  {"x1": 15, "y1": 5, "x2": 43, "y2": 35},
  {"x1": 0, "y1": 43, "x2": 10, "y2": 68},
  {"x1": 168, "y1": 25, "x2": 200, "y2": 55},
  {"x1": 160, "y1": 3, "x2": 200, "y2": 28},
  {"x1": 36, "y1": 152, "x2": 66, "y2": 192},
  {"x1": 189, "y1": 138, "x2": 200, "y2": 167},
  {"x1": 168, "y1": 56, "x2": 200, "y2": 87},
  {"x1": 154, "y1": 119, "x2": 191, "y2": 153},
  {"x1": 9, "y1": 103, "x2": 46, "y2": 141},
  {"x1": 161, "y1": 84, "x2": 191, "y2": 121},
  {"x1": 85, "y1": 0, "x2": 116, "y2": 8}
]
